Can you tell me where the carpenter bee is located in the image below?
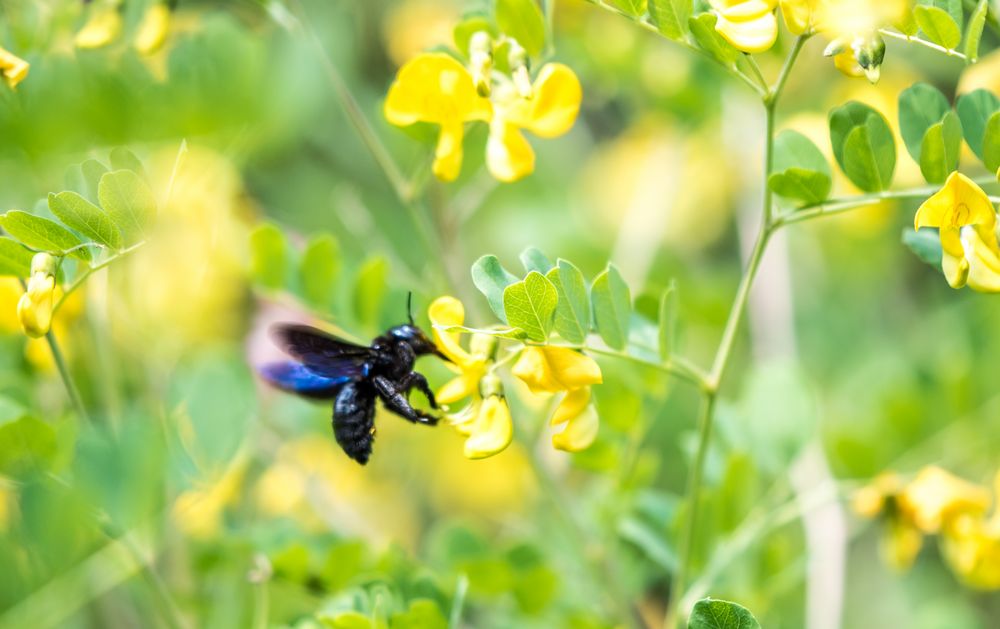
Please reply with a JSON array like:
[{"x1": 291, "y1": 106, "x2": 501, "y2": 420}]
[{"x1": 258, "y1": 297, "x2": 446, "y2": 464}]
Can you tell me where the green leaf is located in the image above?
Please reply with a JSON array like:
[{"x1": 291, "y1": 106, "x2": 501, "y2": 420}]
[
  {"x1": 495, "y1": 0, "x2": 545, "y2": 57},
  {"x1": 964, "y1": 0, "x2": 989, "y2": 62},
  {"x1": 956, "y1": 89, "x2": 1000, "y2": 160},
  {"x1": 591, "y1": 264, "x2": 631, "y2": 350},
  {"x1": 520, "y1": 246, "x2": 553, "y2": 274},
  {"x1": 98, "y1": 169, "x2": 157, "y2": 244},
  {"x1": 688, "y1": 13, "x2": 738, "y2": 66},
  {"x1": 914, "y1": 5, "x2": 961, "y2": 49},
  {"x1": 768, "y1": 130, "x2": 832, "y2": 204},
  {"x1": 0, "y1": 237, "x2": 33, "y2": 276},
  {"x1": 983, "y1": 110, "x2": 1000, "y2": 172},
  {"x1": 649, "y1": 0, "x2": 692, "y2": 39},
  {"x1": 300, "y1": 233, "x2": 340, "y2": 309},
  {"x1": 0, "y1": 414, "x2": 58, "y2": 478},
  {"x1": 503, "y1": 271, "x2": 558, "y2": 342},
  {"x1": 608, "y1": 0, "x2": 647, "y2": 16},
  {"x1": 389, "y1": 599, "x2": 448, "y2": 629},
  {"x1": 436, "y1": 324, "x2": 527, "y2": 340},
  {"x1": 323, "y1": 611, "x2": 372, "y2": 629},
  {"x1": 0, "y1": 211, "x2": 90, "y2": 261},
  {"x1": 898, "y1": 83, "x2": 952, "y2": 161},
  {"x1": 688, "y1": 598, "x2": 761, "y2": 629},
  {"x1": 249, "y1": 223, "x2": 288, "y2": 290},
  {"x1": 830, "y1": 102, "x2": 896, "y2": 192},
  {"x1": 658, "y1": 281, "x2": 677, "y2": 361},
  {"x1": 81, "y1": 159, "x2": 108, "y2": 202},
  {"x1": 903, "y1": 227, "x2": 944, "y2": 268},
  {"x1": 471, "y1": 254, "x2": 519, "y2": 323},
  {"x1": 923, "y1": 0, "x2": 963, "y2": 31},
  {"x1": 894, "y1": 9, "x2": 919, "y2": 36},
  {"x1": 109, "y1": 147, "x2": 148, "y2": 182},
  {"x1": 353, "y1": 257, "x2": 389, "y2": 327},
  {"x1": 919, "y1": 110, "x2": 963, "y2": 183},
  {"x1": 48, "y1": 191, "x2": 123, "y2": 250},
  {"x1": 547, "y1": 259, "x2": 590, "y2": 343}
]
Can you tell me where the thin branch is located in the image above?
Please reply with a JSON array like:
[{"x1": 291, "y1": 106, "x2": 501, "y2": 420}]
[{"x1": 879, "y1": 28, "x2": 968, "y2": 61}]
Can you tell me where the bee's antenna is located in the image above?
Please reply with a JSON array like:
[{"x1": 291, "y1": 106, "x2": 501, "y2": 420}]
[{"x1": 406, "y1": 291, "x2": 414, "y2": 326}]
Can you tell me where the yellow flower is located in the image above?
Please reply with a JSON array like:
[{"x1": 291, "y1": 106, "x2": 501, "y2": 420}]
[
  {"x1": 428, "y1": 296, "x2": 492, "y2": 404},
  {"x1": 914, "y1": 172, "x2": 1000, "y2": 291},
  {"x1": 0, "y1": 46, "x2": 28, "y2": 89},
  {"x1": 450, "y1": 392, "x2": 514, "y2": 459},
  {"x1": 134, "y1": 3, "x2": 171, "y2": 55},
  {"x1": 550, "y1": 387, "x2": 599, "y2": 452},
  {"x1": 172, "y1": 458, "x2": 247, "y2": 540},
  {"x1": 75, "y1": 7, "x2": 123, "y2": 50},
  {"x1": 852, "y1": 472, "x2": 924, "y2": 569},
  {"x1": 384, "y1": 53, "x2": 492, "y2": 181},
  {"x1": 898, "y1": 466, "x2": 991, "y2": 535},
  {"x1": 486, "y1": 63, "x2": 582, "y2": 182},
  {"x1": 17, "y1": 253, "x2": 57, "y2": 339},
  {"x1": 942, "y1": 513, "x2": 1000, "y2": 589},
  {"x1": 780, "y1": 0, "x2": 822, "y2": 35},
  {"x1": 711, "y1": 0, "x2": 779, "y2": 54},
  {"x1": 511, "y1": 346, "x2": 602, "y2": 394}
]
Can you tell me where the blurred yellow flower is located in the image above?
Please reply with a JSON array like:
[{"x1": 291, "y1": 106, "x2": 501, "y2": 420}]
[
  {"x1": 779, "y1": 0, "x2": 821, "y2": 35},
  {"x1": 75, "y1": 7, "x2": 123, "y2": 50},
  {"x1": 852, "y1": 471, "x2": 923, "y2": 569},
  {"x1": 17, "y1": 254, "x2": 56, "y2": 339},
  {"x1": 0, "y1": 46, "x2": 28, "y2": 89},
  {"x1": 384, "y1": 53, "x2": 492, "y2": 181},
  {"x1": 428, "y1": 296, "x2": 490, "y2": 404},
  {"x1": 172, "y1": 458, "x2": 247, "y2": 540},
  {"x1": 486, "y1": 63, "x2": 582, "y2": 182},
  {"x1": 816, "y1": 0, "x2": 907, "y2": 40},
  {"x1": 711, "y1": 0, "x2": 779, "y2": 54},
  {"x1": 898, "y1": 466, "x2": 990, "y2": 534},
  {"x1": 134, "y1": 3, "x2": 171, "y2": 55},
  {"x1": 942, "y1": 512, "x2": 1000, "y2": 589},
  {"x1": 0, "y1": 479, "x2": 13, "y2": 531},
  {"x1": 914, "y1": 172, "x2": 1000, "y2": 292},
  {"x1": 550, "y1": 387, "x2": 600, "y2": 453}
]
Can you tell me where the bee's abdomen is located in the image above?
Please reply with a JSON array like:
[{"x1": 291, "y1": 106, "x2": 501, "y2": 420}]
[{"x1": 333, "y1": 382, "x2": 376, "y2": 464}]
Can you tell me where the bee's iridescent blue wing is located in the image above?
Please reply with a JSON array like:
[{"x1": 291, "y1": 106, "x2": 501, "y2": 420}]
[
  {"x1": 269, "y1": 324, "x2": 375, "y2": 378},
  {"x1": 258, "y1": 361, "x2": 351, "y2": 399}
]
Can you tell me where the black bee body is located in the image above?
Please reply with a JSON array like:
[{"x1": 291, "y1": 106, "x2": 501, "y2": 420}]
[{"x1": 259, "y1": 322, "x2": 444, "y2": 464}]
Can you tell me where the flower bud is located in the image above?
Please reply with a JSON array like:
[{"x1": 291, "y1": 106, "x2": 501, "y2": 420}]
[
  {"x1": 17, "y1": 253, "x2": 57, "y2": 339},
  {"x1": 824, "y1": 32, "x2": 885, "y2": 84},
  {"x1": 134, "y1": 2, "x2": 171, "y2": 55},
  {"x1": 468, "y1": 31, "x2": 493, "y2": 97},
  {"x1": 0, "y1": 47, "x2": 29, "y2": 90},
  {"x1": 508, "y1": 42, "x2": 533, "y2": 99}
]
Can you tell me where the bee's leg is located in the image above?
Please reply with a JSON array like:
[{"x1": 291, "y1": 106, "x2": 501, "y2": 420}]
[
  {"x1": 400, "y1": 372, "x2": 437, "y2": 409},
  {"x1": 373, "y1": 375, "x2": 439, "y2": 425}
]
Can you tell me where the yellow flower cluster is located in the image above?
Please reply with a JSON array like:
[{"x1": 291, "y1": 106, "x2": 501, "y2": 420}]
[
  {"x1": 711, "y1": 0, "x2": 907, "y2": 82},
  {"x1": 0, "y1": 46, "x2": 28, "y2": 89},
  {"x1": 76, "y1": 2, "x2": 171, "y2": 55},
  {"x1": 854, "y1": 466, "x2": 1000, "y2": 588},
  {"x1": 384, "y1": 33, "x2": 581, "y2": 183},
  {"x1": 17, "y1": 253, "x2": 57, "y2": 339},
  {"x1": 914, "y1": 172, "x2": 1000, "y2": 293},
  {"x1": 428, "y1": 296, "x2": 603, "y2": 459}
]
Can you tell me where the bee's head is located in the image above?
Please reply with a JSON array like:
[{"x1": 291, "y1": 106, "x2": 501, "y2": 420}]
[{"x1": 388, "y1": 323, "x2": 445, "y2": 359}]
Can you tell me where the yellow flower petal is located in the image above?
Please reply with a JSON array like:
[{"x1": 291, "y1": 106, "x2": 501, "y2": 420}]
[
  {"x1": 134, "y1": 3, "x2": 171, "y2": 55},
  {"x1": 880, "y1": 518, "x2": 924, "y2": 572},
  {"x1": 17, "y1": 275, "x2": 54, "y2": 339},
  {"x1": 552, "y1": 404, "x2": 599, "y2": 452},
  {"x1": 780, "y1": 0, "x2": 821, "y2": 35},
  {"x1": 961, "y1": 226, "x2": 1000, "y2": 293},
  {"x1": 428, "y1": 296, "x2": 473, "y2": 367},
  {"x1": 714, "y1": 2, "x2": 778, "y2": 54},
  {"x1": 521, "y1": 63, "x2": 582, "y2": 139},
  {"x1": 437, "y1": 372, "x2": 481, "y2": 405},
  {"x1": 512, "y1": 346, "x2": 603, "y2": 394},
  {"x1": 463, "y1": 395, "x2": 513, "y2": 459},
  {"x1": 75, "y1": 8, "x2": 123, "y2": 49},
  {"x1": 899, "y1": 466, "x2": 991, "y2": 534},
  {"x1": 486, "y1": 120, "x2": 535, "y2": 183},
  {"x1": 915, "y1": 172, "x2": 996, "y2": 232},
  {"x1": 0, "y1": 47, "x2": 29, "y2": 89},
  {"x1": 833, "y1": 51, "x2": 865, "y2": 78},
  {"x1": 384, "y1": 53, "x2": 491, "y2": 182},
  {"x1": 852, "y1": 471, "x2": 901, "y2": 518},
  {"x1": 551, "y1": 387, "x2": 591, "y2": 425},
  {"x1": 941, "y1": 514, "x2": 1000, "y2": 589}
]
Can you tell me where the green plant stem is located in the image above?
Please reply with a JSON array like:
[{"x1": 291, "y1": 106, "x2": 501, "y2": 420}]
[
  {"x1": 45, "y1": 330, "x2": 90, "y2": 425},
  {"x1": 878, "y1": 28, "x2": 968, "y2": 60},
  {"x1": 117, "y1": 531, "x2": 188, "y2": 629}
]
